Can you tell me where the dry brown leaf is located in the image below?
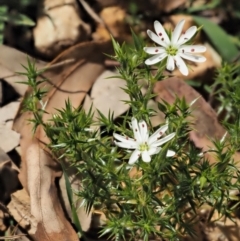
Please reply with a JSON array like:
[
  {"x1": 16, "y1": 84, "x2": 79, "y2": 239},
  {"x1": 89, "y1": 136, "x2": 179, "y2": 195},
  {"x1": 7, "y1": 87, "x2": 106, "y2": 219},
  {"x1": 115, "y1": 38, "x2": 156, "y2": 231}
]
[
  {"x1": 147, "y1": 99, "x2": 165, "y2": 127},
  {"x1": 154, "y1": 77, "x2": 226, "y2": 163},
  {"x1": 0, "y1": 101, "x2": 20, "y2": 123},
  {"x1": 93, "y1": 6, "x2": 130, "y2": 41},
  {"x1": 14, "y1": 40, "x2": 111, "y2": 161},
  {"x1": 0, "y1": 123, "x2": 20, "y2": 153},
  {"x1": 13, "y1": 41, "x2": 112, "y2": 240},
  {"x1": 152, "y1": 0, "x2": 186, "y2": 12},
  {"x1": 204, "y1": 218, "x2": 240, "y2": 241},
  {"x1": 8, "y1": 189, "x2": 37, "y2": 234},
  {"x1": 0, "y1": 45, "x2": 46, "y2": 96},
  {"x1": 33, "y1": 0, "x2": 91, "y2": 58},
  {"x1": 0, "y1": 81, "x2": 2, "y2": 105},
  {"x1": 26, "y1": 142, "x2": 79, "y2": 240},
  {"x1": 0, "y1": 146, "x2": 11, "y2": 163},
  {"x1": 91, "y1": 70, "x2": 130, "y2": 118}
]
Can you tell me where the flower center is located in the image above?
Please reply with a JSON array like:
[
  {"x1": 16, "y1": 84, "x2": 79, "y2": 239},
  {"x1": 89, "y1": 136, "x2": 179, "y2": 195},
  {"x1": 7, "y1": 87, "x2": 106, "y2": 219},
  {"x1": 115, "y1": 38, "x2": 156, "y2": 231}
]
[
  {"x1": 139, "y1": 142, "x2": 149, "y2": 152},
  {"x1": 166, "y1": 45, "x2": 178, "y2": 56}
]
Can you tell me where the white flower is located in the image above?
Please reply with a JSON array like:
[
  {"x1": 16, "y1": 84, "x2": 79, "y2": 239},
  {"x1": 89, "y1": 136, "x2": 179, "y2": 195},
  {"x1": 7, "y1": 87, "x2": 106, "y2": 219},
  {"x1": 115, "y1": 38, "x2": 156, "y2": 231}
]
[
  {"x1": 113, "y1": 117, "x2": 176, "y2": 165},
  {"x1": 144, "y1": 19, "x2": 206, "y2": 76}
]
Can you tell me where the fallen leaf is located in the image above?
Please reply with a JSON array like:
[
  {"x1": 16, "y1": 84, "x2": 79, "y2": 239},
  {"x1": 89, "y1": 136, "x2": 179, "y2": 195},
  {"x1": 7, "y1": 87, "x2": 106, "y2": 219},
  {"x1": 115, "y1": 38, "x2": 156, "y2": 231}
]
[
  {"x1": 93, "y1": 6, "x2": 130, "y2": 41},
  {"x1": 91, "y1": 70, "x2": 130, "y2": 118},
  {"x1": 154, "y1": 77, "x2": 226, "y2": 162},
  {"x1": 33, "y1": 0, "x2": 91, "y2": 58},
  {"x1": 7, "y1": 189, "x2": 37, "y2": 235},
  {"x1": 13, "y1": 40, "x2": 112, "y2": 240},
  {"x1": 0, "y1": 45, "x2": 46, "y2": 96},
  {"x1": 0, "y1": 123, "x2": 20, "y2": 153},
  {"x1": 0, "y1": 81, "x2": 2, "y2": 106},
  {"x1": 152, "y1": 0, "x2": 186, "y2": 12},
  {"x1": 147, "y1": 99, "x2": 165, "y2": 127},
  {"x1": 0, "y1": 101, "x2": 20, "y2": 123},
  {"x1": 25, "y1": 141, "x2": 79, "y2": 240}
]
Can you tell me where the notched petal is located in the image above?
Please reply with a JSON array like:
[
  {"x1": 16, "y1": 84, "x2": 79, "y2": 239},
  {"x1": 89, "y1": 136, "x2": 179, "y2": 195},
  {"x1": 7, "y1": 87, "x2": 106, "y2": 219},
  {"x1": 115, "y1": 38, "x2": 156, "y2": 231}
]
[
  {"x1": 166, "y1": 150, "x2": 175, "y2": 157},
  {"x1": 166, "y1": 56, "x2": 175, "y2": 71},
  {"x1": 174, "y1": 55, "x2": 188, "y2": 76},
  {"x1": 143, "y1": 47, "x2": 166, "y2": 55},
  {"x1": 145, "y1": 53, "x2": 167, "y2": 65},
  {"x1": 180, "y1": 45, "x2": 206, "y2": 53},
  {"x1": 178, "y1": 26, "x2": 197, "y2": 45},
  {"x1": 172, "y1": 19, "x2": 185, "y2": 46},
  {"x1": 154, "y1": 21, "x2": 170, "y2": 45},
  {"x1": 142, "y1": 151, "x2": 151, "y2": 163},
  {"x1": 129, "y1": 149, "x2": 141, "y2": 165},
  {"x1": 179, "y1": 53, "x2": 206, "y2": 63},
  {"x1": 148, "y1": 124, "x2": 168, "y2": 145}
]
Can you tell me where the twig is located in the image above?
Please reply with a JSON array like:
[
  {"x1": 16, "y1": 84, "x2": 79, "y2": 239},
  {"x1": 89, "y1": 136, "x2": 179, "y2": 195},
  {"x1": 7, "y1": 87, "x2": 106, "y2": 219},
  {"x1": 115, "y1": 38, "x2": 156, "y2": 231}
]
[
  {"x1": 0, "y1": 234, "x2": 27, "y2": 240},
  {"x1": 77, "y1": 0, "x2": 114, "y2": 36}
]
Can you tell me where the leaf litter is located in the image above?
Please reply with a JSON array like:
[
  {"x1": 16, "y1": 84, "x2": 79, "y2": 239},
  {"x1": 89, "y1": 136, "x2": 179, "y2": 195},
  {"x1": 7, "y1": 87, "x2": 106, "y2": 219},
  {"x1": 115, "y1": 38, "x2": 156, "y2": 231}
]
[{"x1": 0, "y1": 1, "x2": 239, "y2": 240}]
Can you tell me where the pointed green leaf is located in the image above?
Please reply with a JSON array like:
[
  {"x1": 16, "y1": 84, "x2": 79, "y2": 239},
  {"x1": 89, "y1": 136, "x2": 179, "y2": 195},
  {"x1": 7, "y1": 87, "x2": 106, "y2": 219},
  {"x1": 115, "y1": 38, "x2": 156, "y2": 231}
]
[
  {"x1": 187, "y1": 0, "x2": 220, "y2": 13},
  {"x1": 0, "y1": 6, "x2": 7, "y2": 44},
  {"x1": 193, "y1": 16, "x2": 239, "y2": 62},
  {"x1": 61, "y1": 162, "x2": 84, "y2": 237},
  {"x1": 131, "y1": 28, "x2": 142, "y2": 51},
  {"x1": 7, "y1": 13, "x2": 35, "y2": 26}
]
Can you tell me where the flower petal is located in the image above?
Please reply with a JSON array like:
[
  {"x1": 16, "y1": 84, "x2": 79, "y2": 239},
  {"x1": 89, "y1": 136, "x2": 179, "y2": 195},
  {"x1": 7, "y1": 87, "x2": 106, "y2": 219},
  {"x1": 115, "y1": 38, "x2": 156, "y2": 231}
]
[
  {"x1": 147, "y1": 30, "x2": 168, "y2": 48},
  {"x1": 131, "y1": 117, "x2": 142, "y2": 142},
  {"x1": 151, "y1": 132, "x2": 176, "y2": 147},
  {"x1": 167, "y1": 150, "x2": 175, "y2": 157},
  {"x1": 180, "y1": 45, "x2": 206, "y2": 53},
  {"x1": 166, "y1": 56, "x2": 175, "y2": 71},
  {"x1": 148, "y1": 147, "x2": 161, "y2": 155},
  {"x1": 114, "y1": 141, "x2": 137, "y2": 149},
  {"x1": 142, "y1": 151, "x2": 151, "y2": 163},
  {"x1": 148, "y1": 124, "x2": 168, "y2": 145},
  {"x1": 177, "y1": 26, "x2": 197, "y2": 45},
  {"x1": 113, "y1": 133, "x2": 136, "y2": 144},
  {"x1": 179, "y1": 53, "x2": 206, "y2": 63},
  {"x1": 139, "y1": 120, "x2": 149, "y2": 142},
  {"x1": 129, "y1": 149, "x2": 141, "y2": 165},
  {"x1": 171, "y1": 19, "x2": 185, "y2": 46},
  {"x1": 145, "y1": 53, "x2": 167, "y2": 65},
  {"x1": 154, "y1": 21, "x2": 170, "y2": 46},
  {"x1": 174, "y1": 55, "x2": 188, "y2": 76},
  {"x1": 143, "y1": 47, "x2": 166, "y2": 55}
]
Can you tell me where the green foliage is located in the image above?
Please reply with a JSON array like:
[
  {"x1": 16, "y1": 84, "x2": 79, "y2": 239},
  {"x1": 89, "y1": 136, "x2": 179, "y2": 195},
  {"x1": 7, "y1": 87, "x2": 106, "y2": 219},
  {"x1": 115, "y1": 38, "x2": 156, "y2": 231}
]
[
  {"x1": 193, "y1": 16, "x2": 239, "y2": 62},
  {"x1": 0, "y1": 3, "x2": 35, "y2": 44},
  {"x1": 20, "y1": 31, "x2": 240, "y2": 241},
  {"x1": 210, "y1": 62, "x2": 240, "y2": 121},
  {"x1": 187, "y1": 0, "x2": 221, "y2": 13},
  {"x1": 18, "y1": 58, "x2": 47, "y2": 132}
]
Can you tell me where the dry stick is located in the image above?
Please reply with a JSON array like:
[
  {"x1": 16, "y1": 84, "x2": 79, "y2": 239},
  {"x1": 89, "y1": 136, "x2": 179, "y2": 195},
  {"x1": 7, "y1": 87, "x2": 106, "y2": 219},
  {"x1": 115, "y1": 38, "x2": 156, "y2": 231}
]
[
  {"x1": 0, "y1": 235, "x2": 27, "y2": 240},
  {"x1": 40, "y1": 59, "x2": 87, "y2": 94},
  {"x1": 2, "y1": 59, "x2": 88, "y2": 94},
  {"x1": 77, "y1": 0, "x2": 114, "y2": 36},
  {"x1": 40, "y1": 59, "x2": 88, "y2": 94},
  {"x1": 0, "y1": 202, "x2": 27, "y2": 240}
]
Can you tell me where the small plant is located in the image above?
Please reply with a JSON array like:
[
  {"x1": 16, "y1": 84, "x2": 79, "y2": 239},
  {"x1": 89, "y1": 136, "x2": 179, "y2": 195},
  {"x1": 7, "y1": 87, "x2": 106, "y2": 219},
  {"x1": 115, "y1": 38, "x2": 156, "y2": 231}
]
[
  {"x1": 20, "y1": 19, "x2": 240, "y2": 241},
  {"x1": 0, "y1": 3, "x2": 35, "y2": 44}
]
